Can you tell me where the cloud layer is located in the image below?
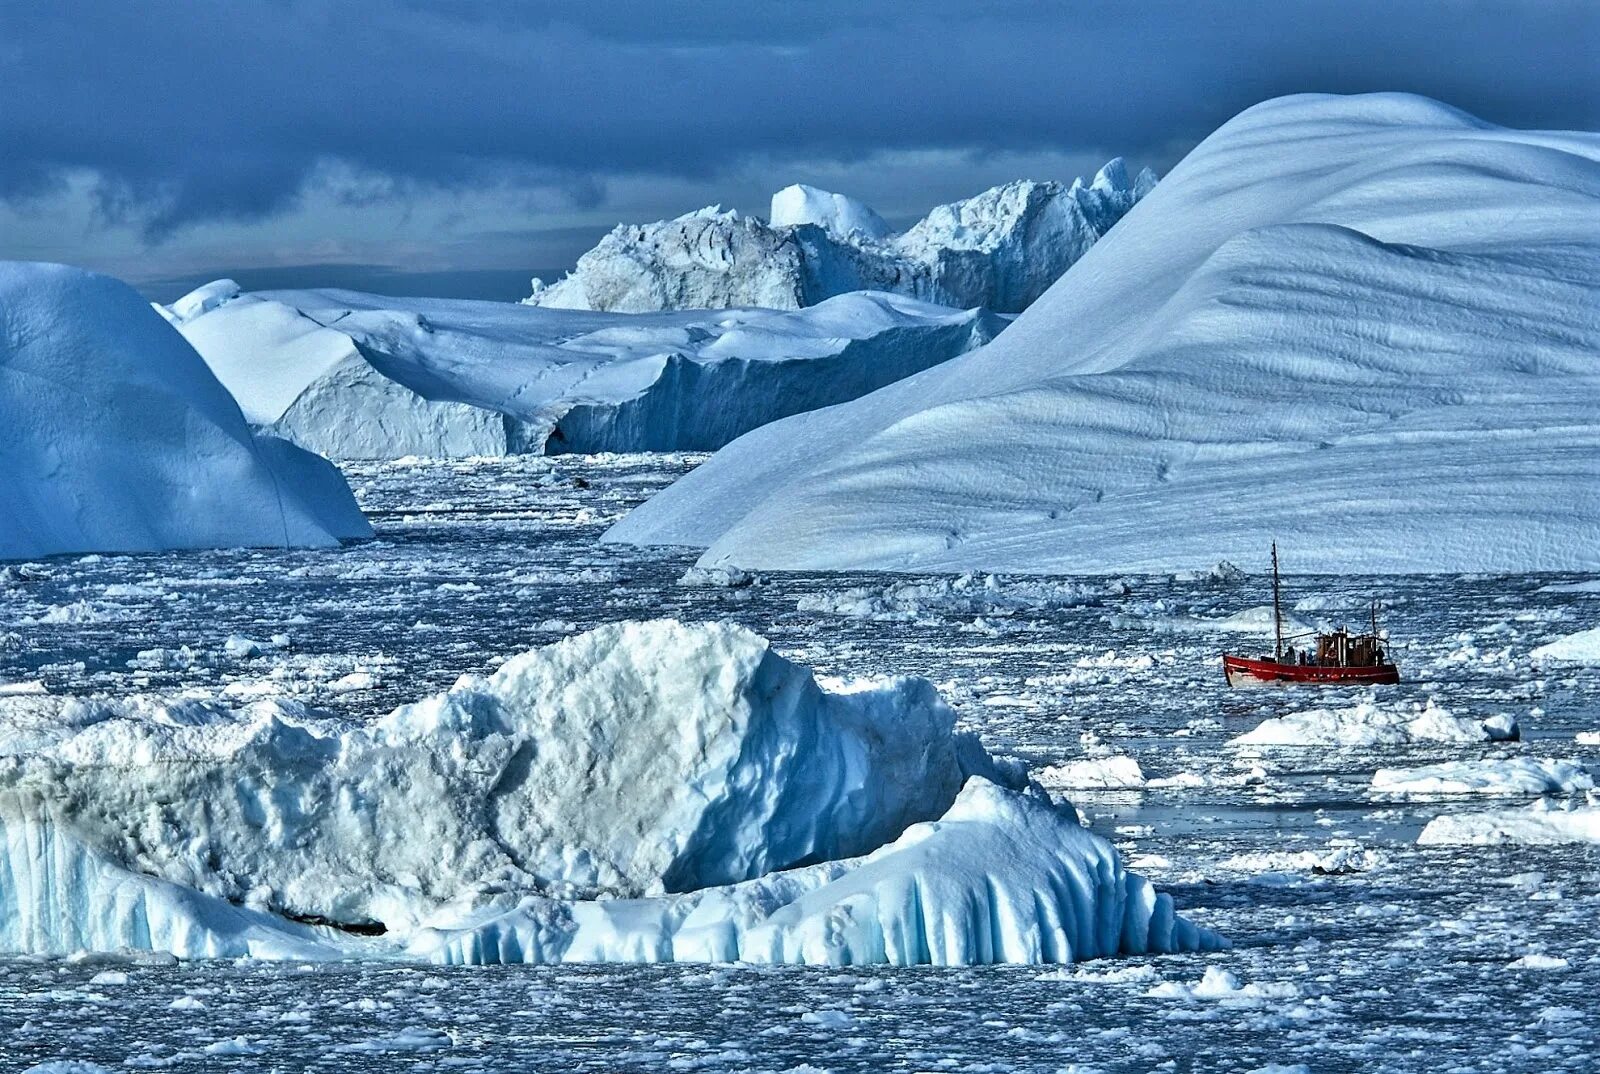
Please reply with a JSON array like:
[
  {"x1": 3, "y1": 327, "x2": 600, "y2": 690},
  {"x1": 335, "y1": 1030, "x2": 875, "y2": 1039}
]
[{"x1": 4, "y1": 2, "x2": 1596, "y2": 291}]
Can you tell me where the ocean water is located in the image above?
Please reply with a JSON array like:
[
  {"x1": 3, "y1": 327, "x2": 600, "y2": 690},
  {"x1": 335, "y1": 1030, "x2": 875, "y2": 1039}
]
[{"x1": 2, "y1": 455, "x2": 1596, "y2": 1073}]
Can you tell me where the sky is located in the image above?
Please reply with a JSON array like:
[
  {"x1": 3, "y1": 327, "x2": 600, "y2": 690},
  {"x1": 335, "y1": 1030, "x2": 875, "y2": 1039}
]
[{"x1": 4, "y1": 1, "x2": 1597, "y2": 302}]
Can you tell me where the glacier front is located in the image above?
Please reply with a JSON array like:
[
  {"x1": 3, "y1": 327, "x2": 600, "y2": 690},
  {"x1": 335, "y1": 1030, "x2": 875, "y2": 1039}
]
[
  {"x1": 0, "y1": 262, "x2": 370, "y2": 561},
  {"x1": 169, "y1": 285, "x2": 1002, "y2": 459},
  {"x1": 0, "y1": 621, "x2": 1221, "y2": 966},
  {"x1": 605, "y1": 93, "x2": 1600, "y2": 575}
]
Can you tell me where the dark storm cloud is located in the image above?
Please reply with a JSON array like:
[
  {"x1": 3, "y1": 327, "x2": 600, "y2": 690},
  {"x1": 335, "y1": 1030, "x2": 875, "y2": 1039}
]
[{"x1": 2, "y1": 1, "x2": 1596, "y2": 239}]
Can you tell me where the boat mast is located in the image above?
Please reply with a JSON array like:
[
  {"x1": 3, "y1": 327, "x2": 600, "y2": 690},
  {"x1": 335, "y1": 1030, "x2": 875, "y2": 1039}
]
[{"x1": 1271, "y1": 541, "x2": 1284, "y2": 662}]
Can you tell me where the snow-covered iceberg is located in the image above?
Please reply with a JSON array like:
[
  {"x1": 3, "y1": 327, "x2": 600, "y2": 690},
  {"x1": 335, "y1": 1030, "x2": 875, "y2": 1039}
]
[
  {"x1": 169, "y1": 284, "x2": 1002, "y2": 459},
  {"x1": 0, "y1": 262, "x2": 369, "y2": 561},
  {"x1": 606, "y1": 93, "x2": 1600, "y2": 575},
  {"x1": 525, "y1": 163, "x2": 1153, "y2": 315},
  {"x1": 1372, "y1": 758, "x2": 1593, "y2": 797},
  {"x1": 0, "y1": 621, "x2": 1222, "y2": 965}
]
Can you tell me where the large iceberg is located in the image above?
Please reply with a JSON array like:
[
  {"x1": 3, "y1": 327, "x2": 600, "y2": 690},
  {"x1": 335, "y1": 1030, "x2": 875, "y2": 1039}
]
[
  {"x1": 0, "y1": 621, "x2": 1221, "y2": 965},
  {"x1": 169, "y1": 284, "x2": 1002, "y2": 459},
  {"x1": 525, "y1": 163, "x2": 1153, "y2": 315},
  {"x1": 0, "y1": 262, "x2": 369, "y2": 561},
  {"x1": 606, "y1": 94, "x2": 1600, "y2": 575}
]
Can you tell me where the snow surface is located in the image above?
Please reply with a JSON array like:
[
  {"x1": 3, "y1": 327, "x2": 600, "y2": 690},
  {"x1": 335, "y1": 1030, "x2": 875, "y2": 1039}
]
[
  {"x1": 170, "y1": 285, "x2": 1001, "y2": 458},
  {"x1": 0, "y1": 263, "x2": 370, "y2": 560},
  {"x1": 1531, "y1": 626, "x2": 1600, "y2": 665},
  {"x1": 608, "y1": 93, "x2": 1600, "y2": 574},
  {"x1": 1417, "y1": 795, "x2": 1600, "y2": 845},
  {"x1": 0, "y1": 620, "x2": 1220, "y2": 965},
  {"x1": 525, "y1": 163, "x2": 1151, "y2": 315},
  {"x1": 1233, "y1": 699, "x2": 1518, "y2": 748}
]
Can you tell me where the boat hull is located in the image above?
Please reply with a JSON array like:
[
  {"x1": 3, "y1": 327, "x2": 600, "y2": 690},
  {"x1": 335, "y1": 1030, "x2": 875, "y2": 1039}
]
[{"x1": 1222, "y1": 654, "x2": 1399, "y2": 687}]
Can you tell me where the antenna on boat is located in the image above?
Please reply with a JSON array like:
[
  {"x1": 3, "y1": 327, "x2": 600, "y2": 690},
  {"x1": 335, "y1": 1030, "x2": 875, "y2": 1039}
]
[{"x1": 1271, "y1": 541, "x2": 1284, "y2": 662}]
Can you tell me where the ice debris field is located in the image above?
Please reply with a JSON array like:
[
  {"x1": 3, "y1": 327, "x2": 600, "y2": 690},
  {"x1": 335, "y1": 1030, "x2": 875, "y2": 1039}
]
[{"x1": 2, "y1": 453, "x2": 1598, "y2": 1073}]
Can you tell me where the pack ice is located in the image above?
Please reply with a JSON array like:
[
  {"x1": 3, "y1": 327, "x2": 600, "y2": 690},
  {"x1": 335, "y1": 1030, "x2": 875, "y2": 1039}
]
[
  {"x1": 607, "y1": 93, "x2": 1600, "y2": 574},
  {"x1": 0, "y1": 262, "x2": 370, "y2": 561},
  {"x1": 524, "y1": 163, "x2": 1153, "y2": 315},
  {"x1": 168, "y1": 284, "x2": 1002, "y2": 459},
  {"x1": 0, "y1": 621, "x2": 1222, "y2": 965}
]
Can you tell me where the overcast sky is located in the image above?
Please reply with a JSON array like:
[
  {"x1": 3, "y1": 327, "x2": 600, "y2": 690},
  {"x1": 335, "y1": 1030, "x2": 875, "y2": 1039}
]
[{"x1": 4, "y1": 1, "x2": 1597, "y2": 301}]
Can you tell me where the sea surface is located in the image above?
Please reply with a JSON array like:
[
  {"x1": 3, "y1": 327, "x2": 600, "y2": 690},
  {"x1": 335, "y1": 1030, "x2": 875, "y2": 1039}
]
[{"x1": 2, "y1": 455, "x2": 1597, "y2": 1073}]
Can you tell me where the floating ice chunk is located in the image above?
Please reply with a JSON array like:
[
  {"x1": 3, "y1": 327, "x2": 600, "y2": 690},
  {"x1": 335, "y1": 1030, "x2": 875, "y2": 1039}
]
[
  {"x1": 1373, "y1": 758, "x2": 1593, "y2": 797},
  {"x1": 1233, "y1": 699, "x2": 1518, "y2": 747},
  {"x1": 1146, "y1": 966, "x2": 1300, "y2": 1005},
  {"x1": 1531, "y1": 626, "x2": 1600, "y2": 665},
  {"x1": 1507, "y1": 953, "x2": 1569, "y2": 970},
  {"x1": 1037, "y1": 755, "x2": 1146, "y2": 790},
  {"x1": 1417, "y1": 796, "x2": 1600, "y2": 845}
]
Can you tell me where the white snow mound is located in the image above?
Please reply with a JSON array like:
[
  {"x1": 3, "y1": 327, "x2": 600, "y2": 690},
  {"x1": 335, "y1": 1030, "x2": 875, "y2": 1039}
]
[
  {"x1": 0, "y1": 621, "x2": 1222, "y2": 965},
  {"x1": 0, "y1": 262, "x2": 370, "y2": 560},
  {"x1": 608, "y1": 93, "x2": 1600, "y2": 574},
  {"x1": 171, "y1": 286, "x2": 1001, "y2": 458}
]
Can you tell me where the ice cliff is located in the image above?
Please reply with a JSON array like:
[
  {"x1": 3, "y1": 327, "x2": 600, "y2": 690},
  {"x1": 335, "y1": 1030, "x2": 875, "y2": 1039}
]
[
  {"x1": 606, "y1": 93, "x2": 1600, "y2": 575},
  {"x1": 0, "y1": 262, "x2": 370, "y2": 561},
  {"x1": 524, "y1": 162, "x2": 1154, "y2": 315},
  {"x1": 0, "y1": 621, "x2": 1222, "y2": 965},
  {"x1": 170, "y1": 284, "x2": 1002, "y2": 459}
]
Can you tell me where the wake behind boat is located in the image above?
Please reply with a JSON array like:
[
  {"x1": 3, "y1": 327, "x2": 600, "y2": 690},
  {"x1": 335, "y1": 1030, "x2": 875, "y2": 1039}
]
[{"x1": 1222, "y1": 543, "x2": 1400, "y2": 687}]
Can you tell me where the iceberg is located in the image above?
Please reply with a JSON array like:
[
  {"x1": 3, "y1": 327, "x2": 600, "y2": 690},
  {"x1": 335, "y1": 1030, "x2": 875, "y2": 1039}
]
[
  {"x1": 0, "y1": 621, "x2": 1221, "y2": 965},
  {"x1": 170, "y1": 284, "x2": 1002, "y2": 459},
  {"x1": 606, "y1": 94, "x2": 1600, "y2": 575},
  {"x1": 525, "y1": 164, "x2": 1152, "y2": 315},
  {"x1": 0, "y1": 262, "x2": 370, "y2": 561}
]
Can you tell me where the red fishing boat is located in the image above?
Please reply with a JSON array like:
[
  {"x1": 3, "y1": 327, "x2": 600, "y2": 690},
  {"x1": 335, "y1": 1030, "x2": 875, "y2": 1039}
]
[{"x1": 1222, "y1": 544, "x2": 1399, "y2": 687}]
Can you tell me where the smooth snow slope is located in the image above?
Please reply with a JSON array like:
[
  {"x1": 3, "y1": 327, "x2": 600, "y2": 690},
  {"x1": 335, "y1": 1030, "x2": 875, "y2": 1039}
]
[
  {"x1": 607, "y1": 94, "x2": 1600, "y2": 575},
  {"x1": 171, "y1": 284, "x2": 1001, "y2": 459},
  {"x1": 0, "y1": 262, "x2": 369, "y2": 560},
  {"x1": 525, "y1": 163, "x2": 1153, "y2": 315},
  {"x1": 0, "y1": 621, "x2": 1221, "y2": 965}
]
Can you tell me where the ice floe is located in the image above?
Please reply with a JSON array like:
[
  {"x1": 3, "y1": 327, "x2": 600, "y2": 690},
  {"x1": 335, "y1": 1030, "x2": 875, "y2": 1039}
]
[
  {"x1": 1417, "y1": 796, "x2": 1600, "y2": 845},
  {"x1": 1531, "y1": 626, "x2": 1600, "y2": 665},
  {"x1": 1372, "y1": 758, "x2": 1594, "y2": 797},
  {"x1": 1233, "y1": 699, "x2": 1518, "y2": 748}
]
